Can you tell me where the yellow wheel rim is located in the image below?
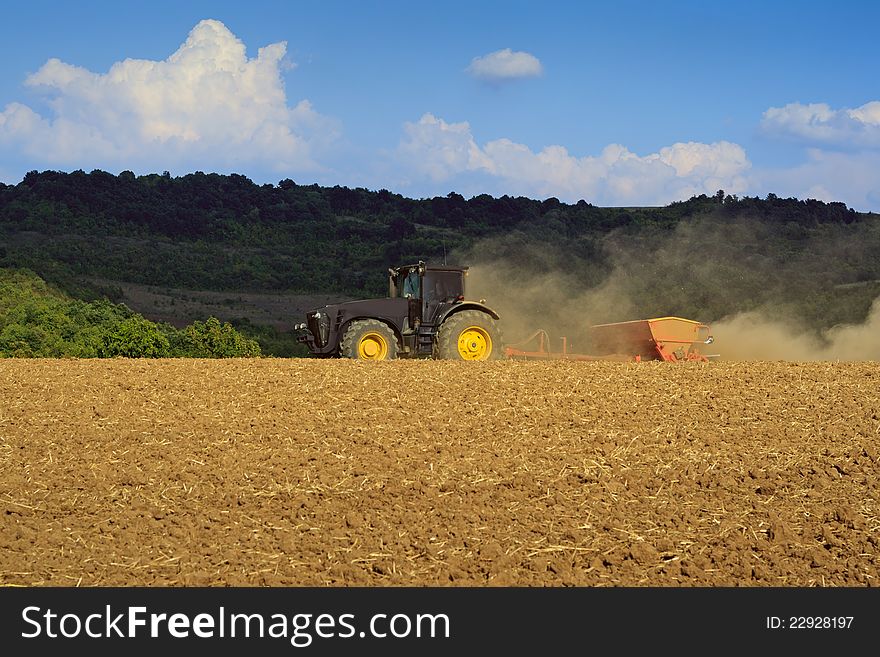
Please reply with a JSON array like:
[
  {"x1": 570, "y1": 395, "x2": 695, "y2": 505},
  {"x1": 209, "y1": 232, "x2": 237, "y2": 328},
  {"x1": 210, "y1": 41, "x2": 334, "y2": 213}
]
[
  {"x1": 457, "y1": 326, "x2": 492, "y2": 360},
  {"x1": 357, "y1": 332, "x2": 389, "y2": 360}
]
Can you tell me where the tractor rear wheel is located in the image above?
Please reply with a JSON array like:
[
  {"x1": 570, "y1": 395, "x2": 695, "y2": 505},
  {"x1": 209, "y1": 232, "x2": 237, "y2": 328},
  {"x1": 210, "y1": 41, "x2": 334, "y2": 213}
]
[
  {"x1": 340, "y1": 319, "x2": 398, "y2": 360},
  {"x1": 435, "y1": 310, "x2": 503, "y2": 361}
]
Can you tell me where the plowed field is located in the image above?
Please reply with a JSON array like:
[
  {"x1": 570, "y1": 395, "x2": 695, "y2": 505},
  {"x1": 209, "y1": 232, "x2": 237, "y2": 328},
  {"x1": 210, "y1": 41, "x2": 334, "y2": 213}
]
[{"x1": 1, "y1": 359, "x2": 878, "y2": 587}]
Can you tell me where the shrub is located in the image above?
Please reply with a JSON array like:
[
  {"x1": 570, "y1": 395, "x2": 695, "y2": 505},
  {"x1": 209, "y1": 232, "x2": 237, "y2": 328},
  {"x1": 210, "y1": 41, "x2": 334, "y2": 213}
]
[
  {"x1": 101, "y1": 316, "x2": 172, "y2": 357},
  {"x1": 176, "y1": 316, "x2": 261, "y2": 357}
]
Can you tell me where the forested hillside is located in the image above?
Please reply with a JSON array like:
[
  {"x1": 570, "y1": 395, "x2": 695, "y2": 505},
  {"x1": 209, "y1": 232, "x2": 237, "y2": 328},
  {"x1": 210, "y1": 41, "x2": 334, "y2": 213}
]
[
  {"x1": 1, "y1": 169, "x2": 878, "y2": 351},
  {"x1": 0, "y1": 268, "x2": 260, "y2": 358}
]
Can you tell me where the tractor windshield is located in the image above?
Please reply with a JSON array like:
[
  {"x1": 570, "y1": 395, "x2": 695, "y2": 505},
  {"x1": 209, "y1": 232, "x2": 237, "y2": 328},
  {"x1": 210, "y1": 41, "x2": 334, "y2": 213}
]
[
  {"x1": 402, "y1": 269, "x2": 421, "y2": 298},
  {"x1": 424, "y1": 270, "x2": 463, "y2": 304}
]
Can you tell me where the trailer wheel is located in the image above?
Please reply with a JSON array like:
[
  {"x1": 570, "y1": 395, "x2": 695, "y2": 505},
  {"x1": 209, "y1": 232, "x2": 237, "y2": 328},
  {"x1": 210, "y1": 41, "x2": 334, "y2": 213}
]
[
  {"x1": 340, "y1": 320, "x2": 398, "y2": 360},
  {"x1": 435, "y1": 310, "x2": 502, "y2": 361}
]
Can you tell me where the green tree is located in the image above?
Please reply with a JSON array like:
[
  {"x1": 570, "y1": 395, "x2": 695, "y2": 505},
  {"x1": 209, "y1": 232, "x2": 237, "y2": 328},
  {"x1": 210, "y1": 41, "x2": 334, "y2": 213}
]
[
  {"x1": 178, "y1": 316, "x2": 261, "y2": 357},
  {"x1": 101, "y1": 316, "x2": 171, "y2": 357}
]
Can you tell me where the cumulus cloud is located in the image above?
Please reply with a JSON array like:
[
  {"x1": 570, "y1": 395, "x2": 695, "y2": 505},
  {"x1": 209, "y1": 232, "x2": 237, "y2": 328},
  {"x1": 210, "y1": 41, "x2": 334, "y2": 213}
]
[
  {"x1": 761, "y1": 101, "x2": 880, "y2": 148},
  {"x1": 753, "y1": 148, "x2": 880, "y2": 211},
  {"x1": 0, "y1": 19, "x2": 338, "y2": 176},
  {"x1": 397, "y1": 114, "x2": 494, "y2": 181},
  {"x1": 398, "y1": 113, "x2": 750, "y2": 205},
  {"x1": 466, "y1": 48, "x2": 543, "y2": 81},
  {"x1": 754, "y1": 99, "x2": 880, "y2": 210}
]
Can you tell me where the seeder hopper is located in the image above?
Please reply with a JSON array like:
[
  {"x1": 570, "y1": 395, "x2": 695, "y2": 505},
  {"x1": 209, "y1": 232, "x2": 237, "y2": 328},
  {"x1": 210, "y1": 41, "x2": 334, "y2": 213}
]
[{"x1": 504, "y1": 316, "x2": 715, "y2": 363}]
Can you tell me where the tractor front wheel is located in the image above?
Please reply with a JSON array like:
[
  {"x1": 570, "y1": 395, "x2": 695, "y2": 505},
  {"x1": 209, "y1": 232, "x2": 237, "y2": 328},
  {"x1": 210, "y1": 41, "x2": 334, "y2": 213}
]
[
  {"x1": 435, "y1": 310, "x2": 503, "y2": 361},
  {"x1": 340, "y1": 320, "x2": 399, "y2": 360}
]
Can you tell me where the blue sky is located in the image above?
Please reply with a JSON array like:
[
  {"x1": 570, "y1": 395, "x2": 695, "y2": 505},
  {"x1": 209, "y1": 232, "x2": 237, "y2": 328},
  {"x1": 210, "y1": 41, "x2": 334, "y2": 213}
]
[{"x1": 1, "y1": 0, "x2": 878, "y2": 210}]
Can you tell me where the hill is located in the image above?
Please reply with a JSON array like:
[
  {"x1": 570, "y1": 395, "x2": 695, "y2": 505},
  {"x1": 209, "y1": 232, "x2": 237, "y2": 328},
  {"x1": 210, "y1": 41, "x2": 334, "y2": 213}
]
[
  {"x1": 1, "y1": 170, "x2": 879, "y2": 352},
  {"x1": 0, "y1": 268, "x2": 260, "y2": 358}
]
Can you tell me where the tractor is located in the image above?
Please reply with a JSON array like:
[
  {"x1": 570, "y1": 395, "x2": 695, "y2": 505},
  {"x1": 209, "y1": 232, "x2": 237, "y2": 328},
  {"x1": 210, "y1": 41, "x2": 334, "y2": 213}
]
[{"x1": 294, "y1": 262, "x2": 503, "y2": 360}]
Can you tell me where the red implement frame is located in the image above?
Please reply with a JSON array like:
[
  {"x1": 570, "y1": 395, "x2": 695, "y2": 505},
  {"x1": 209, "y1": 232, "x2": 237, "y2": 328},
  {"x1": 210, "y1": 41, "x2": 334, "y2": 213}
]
[
  {"x1": 503, "y1": 317, "x2": 713, "y2": 362},
  {"x1": 503, "y1": 329, "x2": 628, "y2": 361}
]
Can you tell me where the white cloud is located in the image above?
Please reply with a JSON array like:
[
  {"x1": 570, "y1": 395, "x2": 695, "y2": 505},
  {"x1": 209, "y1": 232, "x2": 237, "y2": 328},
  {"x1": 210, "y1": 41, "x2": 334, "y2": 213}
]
[
  {"x1": 398, "y1": 113, "x2": 750, "y2": 205},
  {"x1": 752, "y1": 149, "x2": 880, "y2": 211},
  {"x1": 397, "y1": 114, "x2": 494, "y2": 181},
  {"x1": 0, "y1": 19, "x2": 339, "y2": 176},
  {"x1": 466, "y1": 48, "x2": 543, "y2": 81},
  {"x1": 761, "y1": 101, "x2": 880, "y2": 148},
  {"x1": 754, "y1": 100, "x2": 880, "y2": 210}
]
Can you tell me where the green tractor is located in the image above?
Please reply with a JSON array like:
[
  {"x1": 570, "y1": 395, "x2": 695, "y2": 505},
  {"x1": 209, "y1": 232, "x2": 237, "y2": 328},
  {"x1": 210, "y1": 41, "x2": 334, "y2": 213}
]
[{"x1": 294, "y1": 262, "x2": 503, "y2": 360}]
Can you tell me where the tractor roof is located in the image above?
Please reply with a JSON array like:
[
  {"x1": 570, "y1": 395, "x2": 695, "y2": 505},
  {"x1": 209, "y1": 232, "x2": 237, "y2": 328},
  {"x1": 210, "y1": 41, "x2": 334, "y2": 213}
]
[{"x1": 392, "y1": 263, "x2": 469, "y2": 274}]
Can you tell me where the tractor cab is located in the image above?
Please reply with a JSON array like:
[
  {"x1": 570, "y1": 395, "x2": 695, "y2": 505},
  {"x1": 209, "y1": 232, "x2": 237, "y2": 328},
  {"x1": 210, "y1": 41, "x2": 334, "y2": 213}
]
[{"x1": 389, "y1": 262, "x2": 467, "y2": 329}]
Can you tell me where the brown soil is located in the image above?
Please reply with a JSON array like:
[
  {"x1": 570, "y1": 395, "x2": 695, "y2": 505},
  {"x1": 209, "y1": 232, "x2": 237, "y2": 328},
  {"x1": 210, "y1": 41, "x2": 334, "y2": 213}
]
[{"x1": 1, "y1": 359, "x2": 878, "y2": 587}]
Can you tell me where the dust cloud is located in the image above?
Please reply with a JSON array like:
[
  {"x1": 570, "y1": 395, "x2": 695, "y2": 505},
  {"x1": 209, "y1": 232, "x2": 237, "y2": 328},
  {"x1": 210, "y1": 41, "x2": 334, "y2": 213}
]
[
  {"x1": 711, "y1": 299, "x2": 880, "y2": 361},
  {"x1": 465, "y1": 260, "x2": 636, "y2": 355},
  {"x1": 457, "y1": 212, "x2": 880, "y2": 362}
]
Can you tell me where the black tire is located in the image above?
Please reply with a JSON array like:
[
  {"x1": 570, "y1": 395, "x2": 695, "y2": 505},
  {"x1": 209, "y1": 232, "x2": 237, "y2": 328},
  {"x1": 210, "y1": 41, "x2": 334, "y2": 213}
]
[
  {"x1": 339, "y1": 319, "x2": 399, "y2": 360},
  {"x1": 435, "y1": 310, "x2": 503, "y2": 361}
]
